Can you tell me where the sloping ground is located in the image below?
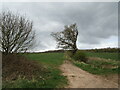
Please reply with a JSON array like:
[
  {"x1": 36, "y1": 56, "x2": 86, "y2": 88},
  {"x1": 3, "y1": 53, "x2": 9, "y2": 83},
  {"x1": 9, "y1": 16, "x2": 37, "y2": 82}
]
[
  {"x1": 60, "y1": 60, "x2": 118, "y2": 88},
  {"x1": 2, "y1": 54, "x2": 47, "y2": 81}
]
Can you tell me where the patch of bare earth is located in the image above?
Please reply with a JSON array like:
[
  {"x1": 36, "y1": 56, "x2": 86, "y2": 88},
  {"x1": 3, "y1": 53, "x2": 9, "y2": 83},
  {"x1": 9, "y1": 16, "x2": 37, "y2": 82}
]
[{"x1": 60, "y1": 60, "x2": 118, "y2": 88}]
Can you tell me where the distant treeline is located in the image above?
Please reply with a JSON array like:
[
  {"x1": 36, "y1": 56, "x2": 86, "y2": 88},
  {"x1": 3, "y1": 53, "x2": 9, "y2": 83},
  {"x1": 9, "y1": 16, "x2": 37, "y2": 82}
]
[
  {"x1": 24, "y1": 50, "x2": 65, "y2": 54},
  {"x1": 42, "y1": 48, "x2": 119, "y2": 53},
  {"x1": 9, "y1": 48, "x2": 119, "y2": 54},
  {"x1": 84, "y1": 48, "x2": 119, "y2": 53}
]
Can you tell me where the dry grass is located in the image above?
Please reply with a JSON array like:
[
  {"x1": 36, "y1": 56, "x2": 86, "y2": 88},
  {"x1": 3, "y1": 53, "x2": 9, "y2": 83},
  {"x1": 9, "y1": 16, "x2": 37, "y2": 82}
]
[{"x1": 2, "y1": 54, "x2": 47, "y2": 81}]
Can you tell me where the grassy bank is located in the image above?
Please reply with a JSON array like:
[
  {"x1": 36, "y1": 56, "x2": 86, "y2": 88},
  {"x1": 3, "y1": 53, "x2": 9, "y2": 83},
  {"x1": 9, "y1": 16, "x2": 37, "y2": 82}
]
[
  {"x1": 26, "y1": 52, "x2": 68, "y2": 88},
  {"x1": 3, "y1": 52, "x2": 68, "y2": 88},
  {"x1": 72, "y1": 51, "x2": 119, "y2": 75},
  {"x1": 73, "y1": 61, "x2": 119, "y2": 75}
]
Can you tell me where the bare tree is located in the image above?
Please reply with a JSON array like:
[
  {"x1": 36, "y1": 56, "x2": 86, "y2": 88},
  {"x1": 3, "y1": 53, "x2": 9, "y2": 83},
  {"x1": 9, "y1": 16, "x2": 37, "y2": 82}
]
[
  {"x1": 51, "y1": 23, "x2": 78, "y2": 54},
  {"x1": 0, "y1": 11, "x2": 35, "y2": 54}
]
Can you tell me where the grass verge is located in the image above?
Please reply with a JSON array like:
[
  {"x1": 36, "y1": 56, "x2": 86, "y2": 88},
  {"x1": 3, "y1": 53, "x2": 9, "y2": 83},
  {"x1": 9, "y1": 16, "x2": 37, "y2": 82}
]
[
  {"x1": 3, "y1": 53, "x2": 68, "y2": 88},
  {"x1": 26, "y1": 52, "x2": 68, "y2": 88},
  {"x1": 73, "y1": 57, "x2": 119, "y2": 75}
]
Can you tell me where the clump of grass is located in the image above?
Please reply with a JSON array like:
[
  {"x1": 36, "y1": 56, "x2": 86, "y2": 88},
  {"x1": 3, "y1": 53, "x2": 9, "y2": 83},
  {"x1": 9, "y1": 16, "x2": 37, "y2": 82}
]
[
  {"x1": 3, "y1": 77, "x2": 46, "y2": 88},
  {"x1": 42, "y1": 68, "x2": 68, "y2": 88},
  {"x1": 3, "y1": 68, "x2": 68, "y2": 88}
]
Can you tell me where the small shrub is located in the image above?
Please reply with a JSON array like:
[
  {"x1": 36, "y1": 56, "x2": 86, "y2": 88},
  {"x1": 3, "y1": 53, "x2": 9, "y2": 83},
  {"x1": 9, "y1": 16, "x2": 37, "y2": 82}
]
[
  {"x1": 73, "y1": 51, "x2": 87, "y2": 63},
  {"x1": 64, "y1": 51, "x2": 74, "y2": 60}
]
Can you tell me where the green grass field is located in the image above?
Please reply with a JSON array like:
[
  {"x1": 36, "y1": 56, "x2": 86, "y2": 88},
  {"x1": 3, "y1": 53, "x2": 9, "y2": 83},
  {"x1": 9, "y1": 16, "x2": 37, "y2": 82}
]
[
  {"x1": 26, "y1": 52, "x2": 64, "y2": 66},
  {"x1": 25, "y1": 52, "x2": 68, "y2": 88},
  {"x1": 3, "y1": 51, "x2": 119, "y2": 88},
  {"x1": 3, "y1": 52, "x2": 68, "y2": 88},
  {"x1": 84, "y1": 51, "x2": 119, "y2": 61},
  {"x1": 73, "y1": 51, "x2": 119, "y2": 75},
  {"x1": 73, "y1": 61, "x2": 119, "y2": 75}
]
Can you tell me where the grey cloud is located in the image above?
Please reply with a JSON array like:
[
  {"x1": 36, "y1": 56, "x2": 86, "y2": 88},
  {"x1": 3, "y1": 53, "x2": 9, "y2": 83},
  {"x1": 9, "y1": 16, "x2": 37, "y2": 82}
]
[{"x1": 1, "y1": 2, "x2": 118, "y2": 50}]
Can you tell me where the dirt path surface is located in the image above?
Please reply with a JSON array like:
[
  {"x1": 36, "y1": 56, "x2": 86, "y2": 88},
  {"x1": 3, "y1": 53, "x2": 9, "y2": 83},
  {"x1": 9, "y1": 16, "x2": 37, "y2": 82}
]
[{"x1": 60, "y1": 60, "x2": 118, "y2": 88}]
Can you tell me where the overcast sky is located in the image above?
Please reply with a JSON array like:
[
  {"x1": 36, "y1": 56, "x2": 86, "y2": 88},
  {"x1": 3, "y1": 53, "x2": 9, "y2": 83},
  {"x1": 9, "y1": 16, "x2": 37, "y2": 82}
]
[{"x1": 1, "y1": 2, "x2": 118, "y2": 52}]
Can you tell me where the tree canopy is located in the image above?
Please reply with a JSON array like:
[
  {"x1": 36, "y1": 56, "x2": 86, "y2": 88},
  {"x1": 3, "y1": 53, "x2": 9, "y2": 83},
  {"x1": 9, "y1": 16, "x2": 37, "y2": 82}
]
[
  {"x1": 51, "y1": 23, "x2": 78, "y2": 54},
  {"x1": 0, "y1": 11, "x2": 35, "y2": 54}
]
